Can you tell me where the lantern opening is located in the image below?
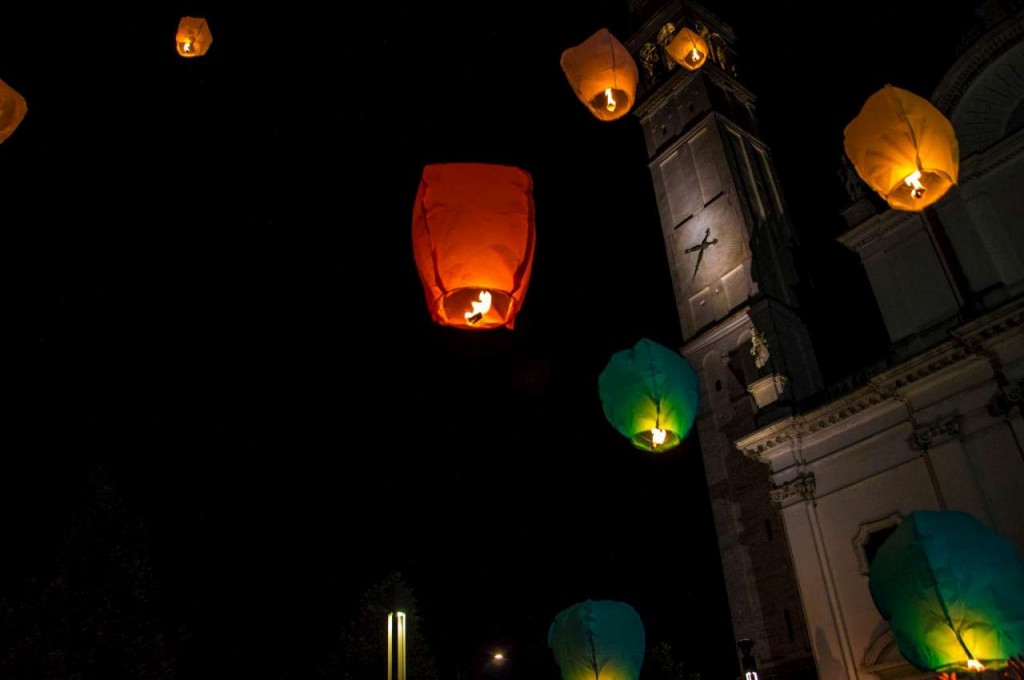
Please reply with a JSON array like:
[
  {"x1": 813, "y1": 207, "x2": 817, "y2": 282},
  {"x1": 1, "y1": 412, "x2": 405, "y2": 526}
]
[
  {"x1": 437, "y1": 288, "x2": 516, "y2": 331},
  {"x1": 967, "y1": 659, "x2": 984, "y2": 672},
  {"x1": 632, "y1": 428, "x2": 680, "y2": 452},
  {"x1": 589, "y1": 87, "x2": 629, "y2": 116}
]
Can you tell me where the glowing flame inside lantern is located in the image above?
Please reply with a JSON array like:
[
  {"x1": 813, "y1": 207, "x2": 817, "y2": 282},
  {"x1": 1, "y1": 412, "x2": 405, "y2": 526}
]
[
  {"x1": 182, "y1": 40, "x2": 192, "y2": 53},
  {"x1": 966, "y1": 660, "x2": 984, "y2": 672},
  {"x1": 690, "y1": 47, "x2": 702, "y2": 63},
  {"x1": 651, "y1": 427, "x2": 667, "y2": 447},
  {"x1": 904, "y1": 169, "x2": 926, "y2": 199},
  {"x1": 465, "y1": 290, "x2": 492, "y2": 325},
  {"x1": 604, "y1": 88, "x2": 617, "y2": 113}
]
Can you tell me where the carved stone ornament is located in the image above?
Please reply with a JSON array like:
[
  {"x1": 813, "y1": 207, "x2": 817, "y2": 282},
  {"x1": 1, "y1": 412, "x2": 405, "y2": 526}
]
[
  {"x1": 910, "y1": 413, "x2": 962, "y2": 450},
  {"x1": 769, "y1": 473, "x2": 815, "y2": 506},
  {"x1": 750, "y1": 328, "x2": 770, "y2": 369}
]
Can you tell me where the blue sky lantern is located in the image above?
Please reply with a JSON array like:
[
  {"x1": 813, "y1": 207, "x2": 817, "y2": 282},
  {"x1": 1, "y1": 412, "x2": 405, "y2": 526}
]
[
  {"x1": 548, "y1": 599, "x2": 645, "y2": 680},
  {"x1": 598, "y1": 338, "x2": 699, "y2": 452},
  {"x1": 869, "y1": 510, "x2": 1024, "y2": 674}
]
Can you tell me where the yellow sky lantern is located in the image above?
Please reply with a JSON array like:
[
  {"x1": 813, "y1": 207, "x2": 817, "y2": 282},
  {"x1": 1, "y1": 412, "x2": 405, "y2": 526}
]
[
  {"x1": 666, "y1": 27, "x2": 708, "y2": 71},
  {"x1": 844, "y1": 84, "x2": 959, "y2": 211},
  {"x1": 560, "y1": 28, "x2": 638, "y2": 122},
  {"x1": 0, "y1": 78, "x2": 28, "y2": 144},
  {"x1": 176, "y1": 17, "x2": 213, "y2": 58}
]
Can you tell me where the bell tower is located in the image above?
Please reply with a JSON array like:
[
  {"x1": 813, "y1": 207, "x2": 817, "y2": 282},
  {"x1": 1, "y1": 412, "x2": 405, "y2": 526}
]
[{"x1": 626, "y1": 3, "x2": 823, "y2": 680}]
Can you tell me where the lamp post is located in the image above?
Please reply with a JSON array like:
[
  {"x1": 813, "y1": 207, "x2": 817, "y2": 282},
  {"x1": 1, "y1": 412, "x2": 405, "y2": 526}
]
[
  {"x1": 388, "y1": 611, "x2": 407, "y2": 680},
  {"x1": 738, "y1": 639, "x2": 759, "y2": 680}
]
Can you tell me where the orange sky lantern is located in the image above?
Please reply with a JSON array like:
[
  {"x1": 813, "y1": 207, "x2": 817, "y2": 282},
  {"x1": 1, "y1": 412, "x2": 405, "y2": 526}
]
[
  {"x1": 412, "y1": 163, "x2": 536, "y2": 330},
  {"x1": 666, "y1": 27, "x2": 708, "y2": 71},
  {"x1": 560, "y1": 28, "x2": 638, "y2": 122},
  {"x1": 176, "y1": 17, "x2": 213, "y2": 58},
  {"x1": 0, "y1": 78, "x2": 27, "y2": 144},
  {"x1": 844, "y1": 84, "x2": 959, "y2": 211}
]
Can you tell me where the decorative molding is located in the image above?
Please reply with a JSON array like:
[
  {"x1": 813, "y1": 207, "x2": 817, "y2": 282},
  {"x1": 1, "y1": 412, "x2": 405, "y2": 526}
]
[
  {"x1": 932, "y1": 12, "x2": 1024, "y2": 114},
  {"x1": 854, "y1": 513, "x2": 903, "y2": 575},
  {"x1": 909, "y1": 413, "x2": 962, "y2": 450},
  {"x1": 958, "y1": 128, "x2": 1024, "y2": 186},
  {"x1": 769, "y1": 473, "x2": 815, "y2": 506},
  {"x1": 734, "y1": 301, "x2": 1024, "y2": 460},
  {"x1": 748, "y1": 373, "x2": 788, "y2": 410},
  {"x1": 837, "y1": 208, "x2": 920, "y2": 254},
  {"x1": 681, "y1": 305, "x2": 754, "y2": 360}
]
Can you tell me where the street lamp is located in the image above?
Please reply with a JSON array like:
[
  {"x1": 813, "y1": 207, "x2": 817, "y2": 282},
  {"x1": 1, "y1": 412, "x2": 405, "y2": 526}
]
[
  {"x1": 456, "y1": 649, "x2": 509, "y2": 679},
  {"x1": 738, "y1": 639, "x2": 759, "y2": 680}
]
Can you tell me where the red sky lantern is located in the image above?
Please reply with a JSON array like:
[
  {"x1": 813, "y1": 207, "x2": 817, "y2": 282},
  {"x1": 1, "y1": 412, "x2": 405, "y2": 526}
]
[{"x1": 412, "y1": 163, "x2": 536, "y2": 330}]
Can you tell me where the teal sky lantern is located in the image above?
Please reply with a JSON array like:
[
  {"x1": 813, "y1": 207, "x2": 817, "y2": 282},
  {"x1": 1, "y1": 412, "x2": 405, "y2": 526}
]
[
  {"x1": 869, "y1": 510, "x2": 1024, "y2": 674},
  {"x1": 548, "y1": 599, "x2": 645, "y2": 680},
  {"x1": 598, "y1": 338, "x2": 699, "y2": 452}
]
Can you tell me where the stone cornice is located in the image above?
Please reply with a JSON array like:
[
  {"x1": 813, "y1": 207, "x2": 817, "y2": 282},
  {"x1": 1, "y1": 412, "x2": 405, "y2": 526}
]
[
  {"x1": 959, "y1": 128, "x2": 1024, "y2": 185},
  {"x1": 837, "y1": 208, "x2": 919, "y2": 254},
  {"x1": 932, "y1": 11, "x2": 1024, "y2": 114},
  {"x1": 734, "y1": 300, "x2": 1024, "y2": 460},
  {"x1": 681, "y1": 305, "x2": 753, "y2": 360}
]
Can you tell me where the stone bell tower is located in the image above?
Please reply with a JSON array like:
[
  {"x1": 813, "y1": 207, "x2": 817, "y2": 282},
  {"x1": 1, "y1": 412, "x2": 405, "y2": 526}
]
[{"x1": 626, "y1": 3, "x2": 823, "y2": 679}]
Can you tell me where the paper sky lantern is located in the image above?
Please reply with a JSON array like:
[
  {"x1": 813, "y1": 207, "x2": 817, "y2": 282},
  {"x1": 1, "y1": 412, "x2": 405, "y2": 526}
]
[
  {"x1": 548, "y1": 600, "x2": 645, "y2": 680},
  {"x1": 560, "y1": 28, "x2": 638, "y2": 122},
  {"x1": 176, "y1": 17, "x2": 213, "y2": 57},
  {"x1": 844, "y1": 84, "x2": 959, "y2": 211},
  {"x1": 598, "y1": 338, "x2": 699, "y2": 452},
  {"x1": 0, "y1": 78, "x2": 27, "y2": 144},
  {"x1": 869, "y1": 510, "x2": 1024, "y2": 673},
  {"x1": 666, "y1": 27, "x2": 708, "y2": 71},
  {"x1": 412, "y1": 162, "x2": 535, "y2": 330}
]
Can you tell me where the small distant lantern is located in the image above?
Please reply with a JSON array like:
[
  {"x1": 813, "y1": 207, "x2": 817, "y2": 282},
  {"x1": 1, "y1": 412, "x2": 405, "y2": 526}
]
[
  {"x1": 869, "y1": 510, "x2": 1024, "y2": 674},
  {"x1": 0, "y1": 78, "x2": 28, "y2": 144},
  {"x1": 412, "y1": 163, "x2": 536, "y2": 330},
  {"x1": 176, "y1": 17, "x2": 213, "y2": 57},
  {"x1": 548, "y1": 600, "x2": 645, "y2": 680},
  {"x1": 844, "y1": 84, "x2": 959, "y2": 211},
  {"x1": 598, "y1": 338, "x2": 699, "y2": 452},
  {"x1": 666, "y1": 27, "x2": 708, "y2": 71},
  {"x1": 560, "y1": 28, "x2": 638, "y2": 122}
]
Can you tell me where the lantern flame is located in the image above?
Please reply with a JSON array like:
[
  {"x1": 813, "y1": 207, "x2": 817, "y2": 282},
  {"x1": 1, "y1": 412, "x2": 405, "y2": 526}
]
[
  {"x1": 182, "y1": 40, "x2": 192, "y2": 53},
  {"x1": 966, "y1": 660, "x2": 984, "y2": 672},
  {"x1": 690, "y1": 47, "x2": 702, "y2": 63},
  {"x1": 904, "y1": 169, "x2": 926, "y2": 199},
  {"x1": 465, "y1": 290, "x2": 492, "y2": 325},
  {"x1": 651, "y1": 427, "x2": 667, "y2": 447},
  {"x1": 604, "y1": 87, "x2": 617, "y2": 112}
]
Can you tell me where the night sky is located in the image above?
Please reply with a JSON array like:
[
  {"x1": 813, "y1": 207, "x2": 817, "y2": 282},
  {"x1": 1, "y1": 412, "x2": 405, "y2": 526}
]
[{"x1": 2, "y1": 2, "x2": 978, "y2": 679}]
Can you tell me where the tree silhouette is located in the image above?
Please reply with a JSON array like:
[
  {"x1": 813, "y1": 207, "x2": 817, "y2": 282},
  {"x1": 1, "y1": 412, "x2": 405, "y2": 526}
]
[
  {"x1": 319, "y1": 571, "x2": 439, "y2": 680},
  {"x1": 0, "y1": 466, "x2": 184, "y2": 679}
]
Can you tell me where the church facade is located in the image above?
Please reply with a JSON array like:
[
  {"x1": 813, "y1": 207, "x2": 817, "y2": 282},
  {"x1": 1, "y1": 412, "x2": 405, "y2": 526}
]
[{"x1": 627, "y1": 2, "x2": 1023, "y2": 680}]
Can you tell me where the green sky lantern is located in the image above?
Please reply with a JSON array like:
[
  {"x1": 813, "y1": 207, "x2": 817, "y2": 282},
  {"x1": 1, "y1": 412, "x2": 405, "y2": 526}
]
[
  {"x1": 598, "y1": 338, "x2": 699, "y2": 452},
  {"x1": 548, "y1": 599, "x2": 645, "y2": 680},
  {"x1": 869, "y1": 510, "x2": 1024, "y2": 674}
]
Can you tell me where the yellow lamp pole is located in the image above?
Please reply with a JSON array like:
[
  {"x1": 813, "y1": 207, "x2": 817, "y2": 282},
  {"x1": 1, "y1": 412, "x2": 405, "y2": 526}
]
[{"x1": 388, "y1": 611, "x2": 406, "y2": 680}]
